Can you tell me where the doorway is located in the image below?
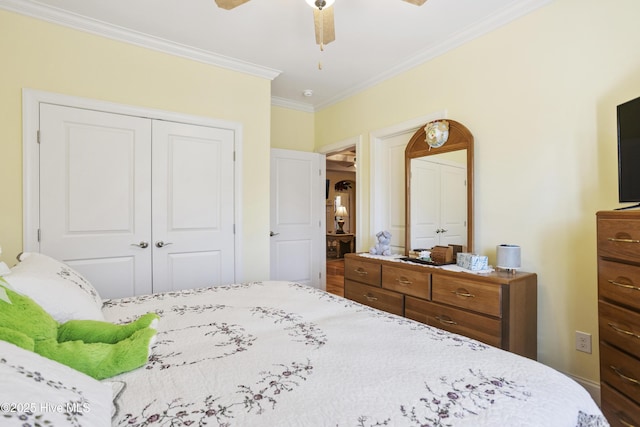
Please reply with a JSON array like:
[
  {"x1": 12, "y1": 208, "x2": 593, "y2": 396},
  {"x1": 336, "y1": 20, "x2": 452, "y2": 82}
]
[{"x1": 324, "y1": 145, "x2": 356, "y2": 295}]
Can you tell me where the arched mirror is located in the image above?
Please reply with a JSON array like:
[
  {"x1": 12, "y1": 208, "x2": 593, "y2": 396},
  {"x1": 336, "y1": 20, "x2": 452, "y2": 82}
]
[{"x1": 405, "y1": 119, "x2": 474, "y2": 255}]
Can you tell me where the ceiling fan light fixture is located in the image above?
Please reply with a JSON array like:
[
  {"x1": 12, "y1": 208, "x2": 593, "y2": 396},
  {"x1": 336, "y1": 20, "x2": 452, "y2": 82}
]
[{"x1": 305, "y1": 0, "x2": 336, "y2": 10}]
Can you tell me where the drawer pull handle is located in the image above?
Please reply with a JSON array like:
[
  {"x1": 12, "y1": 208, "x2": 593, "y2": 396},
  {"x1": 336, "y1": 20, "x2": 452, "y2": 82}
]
[
  {"x1": 610, "y1": 365, "x2": 640, "y2": 386},
  {"x1": 435, "y1": 315, "x2": 457, "y2": 326},
  {"x1": 608, "y1": 237, "x2": 640, "y2": 244},
  {"x1": 451, "y1": 289, "x2": 475, "y2": 298},
  {"x1": 608, "y1": 323, "x2": 640, "y2": 340},
  {"x1": 608, "y1": 279, "x2": 640, "y2": 292},
  {"x1": 396, "y1": 277, "x2": 413, "y2": 286},
  {"x1": 364, "y1": 294, "x2": 378, "y2": 302},
  {"x1": 618, "y1": 418, "x2": 635, "y2": 427},
  {"x1": 354, "y1": 268, "x2": 368, "y2": 276}
]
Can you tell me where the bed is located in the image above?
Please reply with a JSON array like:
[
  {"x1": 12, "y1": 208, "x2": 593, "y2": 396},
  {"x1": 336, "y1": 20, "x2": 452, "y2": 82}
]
[{"x1": 1, "y1": 253, "x2": 608, "y2": 426}]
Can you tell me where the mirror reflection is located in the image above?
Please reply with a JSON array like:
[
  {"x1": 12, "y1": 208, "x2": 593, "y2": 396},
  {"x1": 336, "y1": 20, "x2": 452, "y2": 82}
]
[
  {"x1": 405, "y1": 119, "x2": 474, "y2": 255},
  {"x1": 409, "y1": 150, "x2": 467, "y2": 250}
]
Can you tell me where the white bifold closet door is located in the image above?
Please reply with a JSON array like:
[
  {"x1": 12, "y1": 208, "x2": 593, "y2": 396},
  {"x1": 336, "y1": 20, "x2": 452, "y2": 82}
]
[
  {"x1": 39, "y1": 104, "x2": 235, "y2": 299},
  {"x1": 410, "y1": 158, "x2": 467, "y2": 250}
]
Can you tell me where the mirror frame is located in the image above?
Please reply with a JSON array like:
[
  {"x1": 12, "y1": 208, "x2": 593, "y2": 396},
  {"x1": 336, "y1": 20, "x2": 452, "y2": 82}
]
[{"x1": 405, "y1": 119, "x2": 474, "y2": 255}]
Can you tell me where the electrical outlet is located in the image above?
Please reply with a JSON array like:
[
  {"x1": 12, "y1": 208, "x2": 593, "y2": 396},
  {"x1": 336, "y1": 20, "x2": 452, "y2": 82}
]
[{"x1": 576, "y1": 331, "x2": 592, "y2": 354}]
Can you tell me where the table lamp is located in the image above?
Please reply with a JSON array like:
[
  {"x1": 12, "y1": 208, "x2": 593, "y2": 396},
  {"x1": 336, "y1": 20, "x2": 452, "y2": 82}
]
[{"x1": 335, "y1": 205, "x2": 348, "y2": 234}]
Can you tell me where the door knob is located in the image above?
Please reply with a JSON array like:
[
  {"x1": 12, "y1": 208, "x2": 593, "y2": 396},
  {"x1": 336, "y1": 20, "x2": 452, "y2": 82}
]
[
  {"x1": 131, "y1": 241, "x2": 149, "y2": 249},
  {"x1": 155, "y1": 241, "x2": 173, "y2": 248},
  {"x1": 270, "y1": 231, "x2": 279, "y2": 237}
]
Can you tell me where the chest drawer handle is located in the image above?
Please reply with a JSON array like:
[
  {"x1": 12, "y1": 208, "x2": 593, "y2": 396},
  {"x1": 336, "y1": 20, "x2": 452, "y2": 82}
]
[
  {"x1": 364, "y1": 293, "x2": 378, "y2": 302},
  {"x1": 610, "y1": 365, "x2": 640, "y2": 386},
  {"x1": 618, "y1": 417, "x2": 635, "y2": 427},
  {"x1": 608, "y1": 237, "x2": 640, "y2": 244},
  {"x1": 608, "y1": 323, "x2": 640, "y2": 339},
  {"x1": 396, "y1": 277, "x2": 413, "y2": 286},
  {"x1": 451, "y1": 289, "x2": 475, "y2": 298},
  {"x1": 608, "y1": 279, "x2": 640, "y2": 292},
  {"x1": 435, "y1": 315, "x2": 457, "y2": 326},
  {"x1": 354, "y1": 268, "x2": 368, "y2": 276}
]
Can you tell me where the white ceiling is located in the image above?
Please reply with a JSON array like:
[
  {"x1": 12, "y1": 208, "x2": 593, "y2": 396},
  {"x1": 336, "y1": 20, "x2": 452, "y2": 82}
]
[{"x1": 2, "y1": 0, "x2": 551, "y2": 111}]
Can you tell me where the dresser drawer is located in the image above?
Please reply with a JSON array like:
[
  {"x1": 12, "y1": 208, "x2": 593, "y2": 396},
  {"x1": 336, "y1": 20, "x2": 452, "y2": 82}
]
[
  {"x1": 345, "y1": 280, "x2": 403, "y2": 316},
  {"x1": 382, "y1": 265, "x2": 430, "y2": 300},
  {"x1": 599, "y1": 259, "x2": 640, "y2": 312},
  {"x1": 601, "y1": 382, "x2": 640, "y2": 427},
  {"x1": 601, "y1": 342, "x2": 640, "y2": 406},
  {"x1": 598, "y1": 218, "x2": 640, "y2": 263},
  {"x1": 405, "y1": 296, "x2": 501, "y2": 348},
  {"x1": 431, "y1": 275, "x2": 502, "y2": 318},
  {"x1": 344, "y1": 259, "x2": 381, "y2": 287},
  {"x1": 599, "y1": 300, "x2": 640, "y2": 358}
]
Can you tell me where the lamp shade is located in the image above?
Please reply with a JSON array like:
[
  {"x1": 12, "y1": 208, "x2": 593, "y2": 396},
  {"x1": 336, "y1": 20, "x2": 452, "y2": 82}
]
[
  {"x1": 335, "y1": 206, "x2": 348, "y2": 217},
  {"x1": 496, "y1": 244, "x2": 521, "y2": 270}
]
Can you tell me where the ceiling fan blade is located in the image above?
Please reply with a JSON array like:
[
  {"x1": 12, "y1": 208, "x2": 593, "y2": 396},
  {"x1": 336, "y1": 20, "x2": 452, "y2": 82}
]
[
  {"x1": 313, "y1": 5, "x2": 335, "y2": 46},
  {"x1": 402, "y1": 0, "x2": 428, "y2": 5},
  {"x1": 214, "y1": 0, "x2": 251, "y2": 10}
]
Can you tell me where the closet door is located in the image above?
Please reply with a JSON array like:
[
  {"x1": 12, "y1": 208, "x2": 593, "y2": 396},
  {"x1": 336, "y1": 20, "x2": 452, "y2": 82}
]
[
  {"x1": 410, "y1": 158, "x2": 440, "y2": 249},
  {"x1": 39, "y1": 104, "x2": 153, "y2": 298},
  {"x1": 38, "y1": 104, "x2": 236, "y2": 298},
  {"x1": 409, "y1": 159, "x2": 466, "y2": 249},
  {"x1": 151, "y1": 121, "x2": 235, "y2": 292}
]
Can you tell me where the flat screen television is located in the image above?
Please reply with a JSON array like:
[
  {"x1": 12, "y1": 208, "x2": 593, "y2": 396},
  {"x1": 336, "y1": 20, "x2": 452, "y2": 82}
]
[{"x1": 617, "y1": 95, "x2": 640, "y2": 207}]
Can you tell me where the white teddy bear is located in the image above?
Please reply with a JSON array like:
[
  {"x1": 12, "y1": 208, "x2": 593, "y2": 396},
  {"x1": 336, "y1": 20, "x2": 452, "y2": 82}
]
[{"x1": 369, "y1": 230, "x2": 392, "y2": 256}]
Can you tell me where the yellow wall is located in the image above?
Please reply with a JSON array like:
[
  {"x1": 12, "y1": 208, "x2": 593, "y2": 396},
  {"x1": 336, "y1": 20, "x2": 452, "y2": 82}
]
[
  {"x1": 310, "y1": 0, "x2": 640, "y2": 385},
  {"x1": 0, "y1": 9, "x2": 272, "y2": 281},
  {"x1": 271, "y1": 105, "x2": 315, "y2": 150}
]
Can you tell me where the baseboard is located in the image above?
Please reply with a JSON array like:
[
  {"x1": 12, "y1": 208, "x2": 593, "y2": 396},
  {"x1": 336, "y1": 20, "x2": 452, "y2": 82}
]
[{"x1": 570, "y1": 374, "x2": 601, "y2": 407}]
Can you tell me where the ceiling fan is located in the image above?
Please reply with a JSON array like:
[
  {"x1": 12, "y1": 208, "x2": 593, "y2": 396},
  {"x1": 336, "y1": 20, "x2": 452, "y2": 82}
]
[{"x1": 214, "y1": 0, "x2": 427, "y2": 49}]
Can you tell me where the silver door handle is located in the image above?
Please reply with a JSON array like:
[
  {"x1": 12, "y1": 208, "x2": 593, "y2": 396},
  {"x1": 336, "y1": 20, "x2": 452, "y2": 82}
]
[
  {"x1": 270, "y1": 231, "x2": 279, "y2": 237},
  {"x1": 131, "y1": 241, "x2": 149, "y2": 249},
  {"x1": 155, "y1": 241, "x2": 173, "y2": 248}
]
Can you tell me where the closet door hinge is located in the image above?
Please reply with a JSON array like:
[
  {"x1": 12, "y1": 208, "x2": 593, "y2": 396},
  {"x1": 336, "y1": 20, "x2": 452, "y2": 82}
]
[
  {"x1": 37, "y1": 130, "x2": 41, "y2": 144},
  {"x1": 37, "y1": 229, "x2": 41, "y2": 242}
]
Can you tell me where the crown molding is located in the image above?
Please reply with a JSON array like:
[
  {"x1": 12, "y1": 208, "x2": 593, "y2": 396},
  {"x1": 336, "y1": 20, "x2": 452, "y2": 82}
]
[
  {"x1": 0, "y1": 0, "x2": 281, "y2": 81},
  {"x1": 313, "y1": 0, "x2": 553, "y2": 111},
  {"x1": 271, "y1": 96, "x2": 315, "y2": 113}
]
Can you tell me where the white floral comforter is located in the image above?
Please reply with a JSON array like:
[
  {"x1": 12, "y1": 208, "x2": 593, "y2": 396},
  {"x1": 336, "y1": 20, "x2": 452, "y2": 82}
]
[{"x1": 102, "y1": 281, "x2": 608, "y2": 427}]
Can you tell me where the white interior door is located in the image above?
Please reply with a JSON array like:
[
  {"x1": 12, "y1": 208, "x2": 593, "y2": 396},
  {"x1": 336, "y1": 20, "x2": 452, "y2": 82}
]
[
  {"x1": 270, "y1": 149, "x2": 324, "y2": 289},
  {"x1": 410, "y1": 158, "x2": 439, "y2": 249},
  {"x1": 439, "y1": 163, "x2": 467, "y2": 247},
  {"x1": 410, "y1": 159, "x2": 467, "y2": 249},
  {"x1": 378, "y1": 133, "x2": 410, "y2": 254},
  {"x1": 38, "y1": 103, "x2": 236, "y2": 298},
  {"x1": 39, "y1": 103, "x2": 153, "y2": 298},
  {"x1": 151, "y1": 121, "x2": 235, "y2": 292}
]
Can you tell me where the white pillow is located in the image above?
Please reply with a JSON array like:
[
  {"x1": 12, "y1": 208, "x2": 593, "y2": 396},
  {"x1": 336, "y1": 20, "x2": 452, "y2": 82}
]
[
  {"x1": 4, "y1": 252, "x2": 104, "y2": 322},
  {"x1": 0, "y1": 340, "x2": 112, "y2": 426}
]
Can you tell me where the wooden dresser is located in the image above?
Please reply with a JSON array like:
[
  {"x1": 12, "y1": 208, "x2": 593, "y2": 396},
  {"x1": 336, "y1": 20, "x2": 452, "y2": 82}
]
[
  {"x1": 344, "y1": 253, "x2": 537, "y2": 359},
  {"x1": 597, "y1": 210, "x2": 640, "y2": 425}
]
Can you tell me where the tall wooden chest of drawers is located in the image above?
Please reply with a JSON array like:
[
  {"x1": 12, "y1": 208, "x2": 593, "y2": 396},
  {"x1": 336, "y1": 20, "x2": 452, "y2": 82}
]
[
  {"x1": 344, "y1": 253, "x2": 537, "y2": 359},
  {"x1": 597, "y1": 210, "x2": 640, "y2": 424}
]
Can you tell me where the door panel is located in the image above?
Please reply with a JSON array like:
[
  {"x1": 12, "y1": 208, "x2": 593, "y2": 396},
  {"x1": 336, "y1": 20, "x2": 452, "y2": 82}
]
[
  {"x1": 39, "y1": 104, "x2": 236, "y2": 298},
  {"x1": 410, "y1": 158, "x2": 439, "y2": 249},
  {"x1": 270, "y1": 149, "x2": 324, "y2": 288},
  {"x1": 151, "y1": 121, "x2": 235, "y2": 292},
  {"x1": 39, "y1": 103, "x2": 153, "y2": 298},
  {"x1": 440, "y1": 164, "x2": 467, "y2": 246}
]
